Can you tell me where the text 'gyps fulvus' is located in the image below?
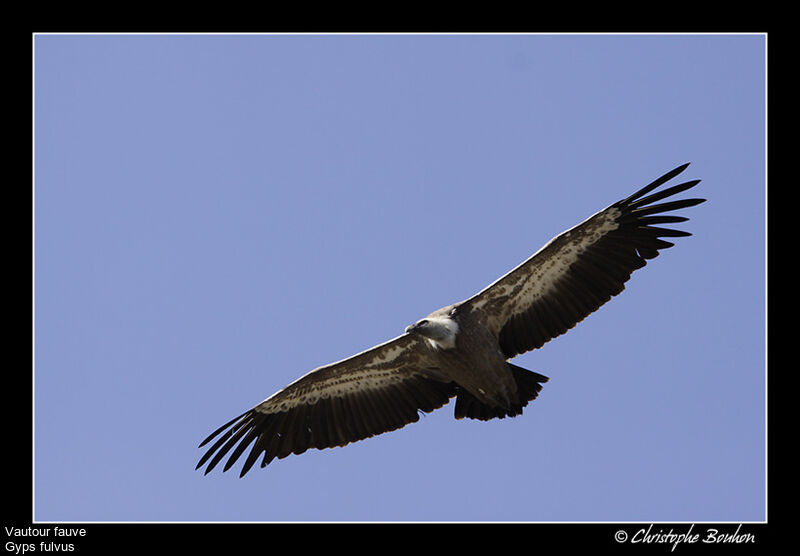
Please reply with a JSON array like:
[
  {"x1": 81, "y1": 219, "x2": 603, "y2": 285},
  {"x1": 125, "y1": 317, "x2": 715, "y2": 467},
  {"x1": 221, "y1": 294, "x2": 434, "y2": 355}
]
[{"x1": 197, "y1": 164, "x2": 705, "y2": 477}]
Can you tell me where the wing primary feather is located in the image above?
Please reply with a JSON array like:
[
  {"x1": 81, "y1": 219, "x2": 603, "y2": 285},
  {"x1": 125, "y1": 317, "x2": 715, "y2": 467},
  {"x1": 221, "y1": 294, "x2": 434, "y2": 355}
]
[
  {"x1": 196, "y1": 417, "x2": 249, "y2": 471},
  {"x1": 624, "y1": 215, "x2": 689, "y2": 226},
  {"x1": 260, "y1": 446, "x2": 277, "y2": 469},
  {"x1": 639, "y1": 226, "x2": 692, "y2": 238},
  {"x1": 626, "y1": 179, "x2": 701, "y2": 209},
  {"x1": 617, "y1": 162, "x2": 691, "y2": 205},
  {"x1": 240, "y1": 430, "x2": 269, "y2": 477},
  {"x1": 223, "y1": 422, "x2": 262, "y2": 472},
  {"x1": 198, "y1": 411, "x2": 249, "y2": 448},
  {"x1": 196, "y1": 431, "x2": 234, "y2": 470},
  {"x1": 203, "y1": 417, "x2": 256, "y2": 474},
  {"x1": 629, "y1": 197, "x2": 706, "y2": 217}
]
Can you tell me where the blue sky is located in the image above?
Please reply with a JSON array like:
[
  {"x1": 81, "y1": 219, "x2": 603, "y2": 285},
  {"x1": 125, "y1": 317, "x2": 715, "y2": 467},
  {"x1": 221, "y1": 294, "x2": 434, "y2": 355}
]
[{"x1": 33, "y1": 34, "x2": 765, "y2": 523}]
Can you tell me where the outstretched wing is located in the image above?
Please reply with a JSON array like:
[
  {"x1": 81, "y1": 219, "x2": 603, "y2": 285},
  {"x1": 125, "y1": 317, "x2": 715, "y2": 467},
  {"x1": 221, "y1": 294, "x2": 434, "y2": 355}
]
[
  {"x1": 196, "y1": 334, "x2": 455, "y2": 477},
  {"x1": 463, "y1": 163, "x2": 705, "y2": 358}
]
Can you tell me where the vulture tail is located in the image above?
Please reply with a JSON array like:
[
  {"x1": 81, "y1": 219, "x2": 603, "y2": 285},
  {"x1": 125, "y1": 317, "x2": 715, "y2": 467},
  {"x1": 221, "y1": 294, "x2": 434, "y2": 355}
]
[{"x1": 454, "y1": 364, "x2": 549, "y2": 421}]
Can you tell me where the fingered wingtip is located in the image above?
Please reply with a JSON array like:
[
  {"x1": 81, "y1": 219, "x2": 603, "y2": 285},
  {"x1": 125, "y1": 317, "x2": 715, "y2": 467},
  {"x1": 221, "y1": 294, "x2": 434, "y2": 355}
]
[{"x1": 671, "y1": 162, "x2": 691, "y2": 176}]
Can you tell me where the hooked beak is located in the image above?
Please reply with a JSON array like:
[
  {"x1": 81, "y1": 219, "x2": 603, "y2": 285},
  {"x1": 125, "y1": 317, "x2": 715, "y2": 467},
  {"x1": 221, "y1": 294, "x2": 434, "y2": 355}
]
[{"x1": 405, "y1": 323, "x2": 417, "y2": 334}]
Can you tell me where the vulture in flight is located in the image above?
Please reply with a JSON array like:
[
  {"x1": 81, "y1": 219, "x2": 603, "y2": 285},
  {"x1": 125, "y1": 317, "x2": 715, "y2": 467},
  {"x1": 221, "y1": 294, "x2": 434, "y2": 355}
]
[{"x1": 197, "y1": 163, "x2": 705, "y2": 477}]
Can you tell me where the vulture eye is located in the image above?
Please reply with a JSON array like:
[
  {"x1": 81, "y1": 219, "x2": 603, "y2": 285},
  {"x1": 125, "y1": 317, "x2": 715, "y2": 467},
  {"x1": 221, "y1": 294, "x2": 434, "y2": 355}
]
[{"x1": 417, "y1": 320, "x2": 428, "y2": 326}]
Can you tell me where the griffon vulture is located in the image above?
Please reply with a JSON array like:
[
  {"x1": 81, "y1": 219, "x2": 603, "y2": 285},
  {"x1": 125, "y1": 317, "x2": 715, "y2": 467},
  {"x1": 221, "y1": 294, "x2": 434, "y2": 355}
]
[{"x1": 196, "y1": 163, "x2": 704, "y2": 477}]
